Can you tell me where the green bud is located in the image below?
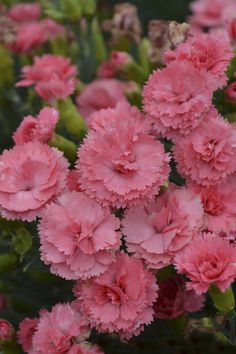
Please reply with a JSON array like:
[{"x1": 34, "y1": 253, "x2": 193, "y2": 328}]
[
  {"x1": 209, "y1": 285, "x2": 235, "y2": 313},
  {"x1": 59, "y1": 0, "x2": 82, "y2": 22},
  {"x1": 12, "y1": 228, "x2": 32, "y2": 256},
  {"x1": 0, "y1": 253, "x2": 17, "y2": 276},
  {"x1": 138, "y1": 38, "x2": 151, "y2": 76}
]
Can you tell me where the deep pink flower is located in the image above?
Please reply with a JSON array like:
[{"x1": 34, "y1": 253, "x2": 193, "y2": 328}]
[
  {"x1": 154, "y1": 276, "x2": 204, "y2": 319},
  {"x1": 122, "y1": 185, "x2": 204, "y2": 269},
  {"x1": 143, "y1": 61, "x2": 212, "y2": 139},
  {"x1": 38, "y1": 191, "x2": 121, "y2": 280},
  {"x1": 97, "y1": 61, "x2": 116, "y2": 79},
  {"x1": 175, "y1": 235, "x2": 236, "y2": 294},
  {"x1": 0, "y1": 142, "x2": 69, "y2": 221},
  {"x1": 17, "y1": 318, "x2": 39, "y2": 353},
  {"x1": 74, "y1": 253, "x2": 158, "y2": 339},
  {"x1": 13, "y1": 107, "x2": 59, "y2": 145},
  {"x1": 0, "y1": 320, "x2": 14, "y2": 342},
  {"x1": 190, "y1": 182, "x2": 236, "y2": 233},
  {"x1": 165, "y1": 32, "x2": 233, "y2": 90},
  {"x1": 76, "y1": 79, "x2": 127, "y2": 124},
  {"x1": 67, "y1": 170, "x2": 82, "y2": 192},
  {"x1": 30, "y1": 303, "x2": 90, "y2": 354},
  {"x1": 225, "y1": 82, "x2": 236, "y2": 102},
  {"x1": 173, "y1": 108, "x2": 236, "y2": 186},
  {"x1": 7, "y1": 3, "x2": 41, "y2": 23},
  {"x1": 77, "y1": 103, "x2": 170, "y2": 208}
]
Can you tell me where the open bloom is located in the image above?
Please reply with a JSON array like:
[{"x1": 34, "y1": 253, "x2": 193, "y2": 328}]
[
  {"x1": 17, "y1": 318, "x2": 39, "y2": 353},
  {"x1": 165, "y1": 32, "x2": 233, "y2": 90},
  {"x1": 143, "y1": 61, "x2": 212, "y2": 139},
  {"x1": 154, "y1": 276, "x2": 204, "y2": 319},
  {"x1": 190, "y1": 181, "x2": 236, "y2": 233},
  {"x1": 13, "y1": 107, "x2": 59, "y2": 145},
  {"x1": 38, "y1": 191, "x2": 121, "y2": 280},
  {"x1": 122, "y1": 185, "x2": 204, "y2": 269},
  {"x1": 7, "y1": 3, "x2": 41, "y2": 23},
  {"x1": 77, "y1": 103, "x2": 170, "y2": 208},
  {"x1": 76, "y1": 79, "x2": 127, "y2": 124},
  {"x1": 173, "y1": 109, "x2": 236, "y2": 186},
  {"x1": 0, "y1": 142, "x2": 68, "y2": 221},
  {"x1": 30, "y1": 303, "x2": 90, "y2": 354},
  {"x1": 175, "y1": 235, "x2": 236, "y2": 294},
  {"x1": 74, "y1": 253, "x2": 158, "y2": 339}
]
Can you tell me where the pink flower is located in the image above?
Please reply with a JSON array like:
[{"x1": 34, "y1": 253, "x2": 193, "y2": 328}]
[
  {"x1": 122, "y1": 185, "x2": 204, "y2": 269},
  {"x1": 165, "y1": 32, "x2": 233, "y2": 90},
  {"x1": 67, "y1": 170, "x2": 82, "y2": 192},
  {"x1": 189, "y1": 0, "x2": 236, "y2": 29},
  {"x1": 35, "y1": 76, "x2": 76, "y2": 102},
  {"x1": 0, "y1": 142, "x2": 69, "y2": 221},
  {"x1": 40, "y1": 19, "x2": 66, "y2": 40},
  {"x1": 30, "y1": 303, "x2": 90, "y2": 354},
  {"x1": 68, "y1": 343, "x2": 104, "y2": 354},
  {"x1": 143, "y1": 61, "x2": 212, "y2": 139},
  {"x1": 7, "y1": 3, "x2": 41, "y2": 23},
  {"x1": 77, "y1": 103, "x2": 170, "y2": 208},
  {"x1": 227, "y1": 18, "x2": 236, "y2": 45},
  {"x1": 97, "y1": 61, "x2": 115, "y2": 79},
  {"x1": 9, "y1": 22, "x2": 47, "y2": 53},
  {"x1": 76, "y1": 79, "x2": 127, "y2": 124},
  {"x1": 17, "y1": 318, "x2": 39, "y2": 353},
  {"x1": 225, "y1": 82, "x2": 236, "y2": 102},
  {"x1": 74, "y1": 253, "x2": 158, "y2": 339},
  {"x1": 13, "y1": 107, "x2": 59, "y2": 145},
  {"x1": 173, "y1": 108, "x2": 236, "y2": 186},
  {"x1": 0, "y1": 320, "x2": 14, "y2": 342},
  {"x1": 110, "y1": 51, "x2": 132, "y2": 71},
  {"x1": 175, "y1": 235, "x2": 236, "y2": 294},
  {"x1": 154, "y1": 276, "x2": 204, "y2": 319},
  {"x1": 190, "y1": 182, "x2": 236, "y2": 233},
  {"x1": 38, "y1": 191, "x2": 121, "y2": 280},
  {"x1": 17, "y1": 54, "x2": 77, "y2": 87}
]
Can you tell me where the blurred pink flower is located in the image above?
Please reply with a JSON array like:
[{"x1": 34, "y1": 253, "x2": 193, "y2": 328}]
[
  {"x1": 77, "y1": 103, "x2": 170, "y2": 208},
  {"x1": 97, "y1": 61, "x2": 116, "y2": 78},
  {"x1": 175, "y1": 235, "x2": 236, "y2": 294},
  {"x1": 7, "y1": 3, "x2": 41, "y2": 23},
  {"x1": 0, "y1": 142, "x2": 69, "y2": 221},
  {"x1": 225, "y1": 82, "x2": 236, "y2": 102},
  {"x1": 74, "y1": 253, "x2": 158, "y2": 339},
  {"x1": 18, "y1": 318, "x2": 39, "y2": 353},
  {"x1": 35, "y1": 75, "x2": 77, "y2": 102},
  {"x1": 0, "y1": 320, "x2": 14, "y2": 342},
  {"x1": 13, "y1": 107, "x2": 59, "y2": 145},
  {"x1": 38, "y1": 191, "x2": 121, "y2": 280},
  {"x1": 122, "y1": 185, "x2": 204, "y2": 269}
]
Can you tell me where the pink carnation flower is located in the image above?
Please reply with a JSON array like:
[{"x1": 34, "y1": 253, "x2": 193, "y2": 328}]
[
  {"x1": 143, "y1": 61, "x2": 212, "y2": 139},
  {"x1": 40, "y1": 19, "x2": 66, "y2": 40},
  {"x1": 30, "y1": 303, "x2": 90, "y2": 354},
  {"x1": 0, "y1": 142, "x2": 68, "y2": 221},
  {"x1": 122, "y1": 185, "x2": 204, "y2": 269},
  {"x1": 0, "y1": 320, "x2": 14, "y2": 342},
  {"x1": 17, "y1": 318, "x2": 39, "y2": 353},
  {"x1": 165, "y1": 32, "x2": 233, "y2": 90},
  {"x1": 35, "y1": 75, "x2": 76, "y2": 102},
  {"x1": 76, "y1": 79, "x2": 127, "y2": 124},
  {"x1": 13, "y1": 107, "x2": 59, "y2": 145},
  {"x1": 225, "y1": 82, "x2": 236, "y2": 102},
  {"x1": 173, "y1": 108, "x2": 236, "y2": 186},
  {"x1": 68, "y1": 343, "x2": 104, "y2": 354},
  {"x1": 77, "y1": 103, "x2": 170, "y2": 208},
  {"x1": 97, "y1": 61, "x2": 115, "y2": 79},
  {"x1": 67, "y1": 170, "x2": 82, "y2": 192},
  {"x1": 190, "y1": 182, "x2": 236, "y2": 233},
  {"x1": 7, "y1": 3, "x2": 41, "y2": 23},
  {"x1": 175, "y1": 235, "x2": 236, "y2": 294},
  {"x1": 154, "y1": 276, "x2": 204, "y2": 319},
  {"x1": 74, "y1": 253, "x2": 158, "y2": 339},
  {"x1": 38, "y1": 191, "x2": 121, "y2": 280}
]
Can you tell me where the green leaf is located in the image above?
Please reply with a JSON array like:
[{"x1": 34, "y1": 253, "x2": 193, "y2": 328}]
[{"x1": 12, "y1": 228, "x2": 33, "y2": 256}]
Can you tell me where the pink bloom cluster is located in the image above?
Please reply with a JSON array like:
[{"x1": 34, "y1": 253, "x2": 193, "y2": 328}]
[
  {"x1": 16, "y1": 54, "x2": 77, "y2": 101},
  {"x1": 77, "y1": 102, "x2": 170, "y2": 208},
  {"x1": 74, "y1": 253, "x2": 158, "y2": 339}
]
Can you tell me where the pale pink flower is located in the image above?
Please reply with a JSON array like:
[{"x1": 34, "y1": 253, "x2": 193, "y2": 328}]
[
  {"x1": 35, "y1": 76, "x2": 76, "y2": 102},
  {"x1": 76, "y1": 79, "x2": 127, "y2": 124},
  {"x1": 38, "y1": 191, "x2": 121, "y2": 280},
  {"x1": 0, "y1": 142, "x2": 69, "y2": 221},
  {"x1": 143, "y1": 61, "x2": 212, "y2": 139},
  {"x1": 13, "y1": 107, "x2": 59, "y2": 145},
  {"x1": 77, "y1": 103, "x2": 170, "y2": 208},
  {"x1": 165, "y1": 32, "x2": 233, "y2": 90},
  {"x1": 173, "y1": 109, "x2": 236, "y2": 186},
  {"x1": 7, "y1": 3, "x2": 41, "y2": 23},
  {"x1": 175, "y1": 235, "x2": 236, "y2": 294},
  {"x1": 190, "y1": 182, "x2": 236, "y2": 233},
  {"x1": 17, "y1": 318, "x2": 39, "y2": 353},
  {"x1": 0, "y1": 320, "x2": 14, "y2": 342},
  {"x1": 74, "y1": 253, "x2": 158, "y2": 339},
  {"x1": 122, "y1": 185, "x2": 204, "y2": 269},
  {"x1": 30, "y1": 303, "x2": 90, "y2": 354},
  {"x1": 154, "y1": 276, "x2": 204, "y2": 319},
  {"x1": 40, "y1": 19, "x2": 66, "y2": 40}
]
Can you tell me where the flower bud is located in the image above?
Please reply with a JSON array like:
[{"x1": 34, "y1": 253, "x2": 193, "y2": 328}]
[
  {"x1": 0, "y1": 320, "x2": 14, "y2": 343},
  {"x1": 209, "y1": 285, "x2": 235, "y2": 313},
  {"x1": 225, "y1": 82, "x2": 236, "y2": 102}
]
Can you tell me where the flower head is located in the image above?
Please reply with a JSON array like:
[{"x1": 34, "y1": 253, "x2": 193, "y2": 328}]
[
  {"x1": 17, "y1": 318, "x2": 39, "y2": 353},
  {"x1": 7, "y1": 3, "x2": 41, "y2": 23}
]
